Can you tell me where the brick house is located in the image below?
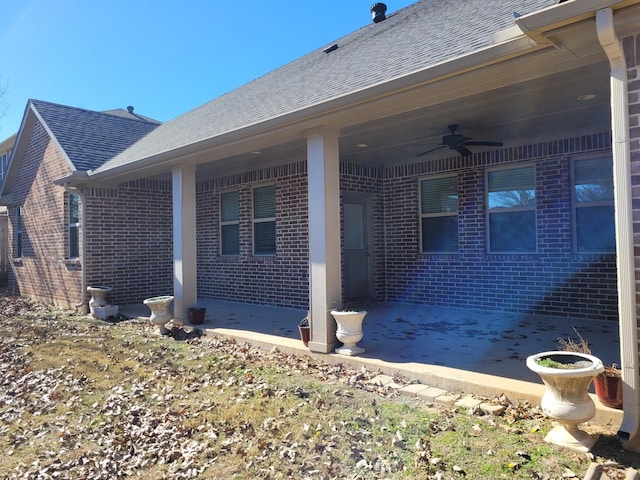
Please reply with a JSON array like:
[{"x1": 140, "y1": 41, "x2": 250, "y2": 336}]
[
  {"x1": 4, "y1": 0, "x2": 640, "y2": 447},
  {"x1": 0, "y1": 100, "x2": 161, "y2": 307}
]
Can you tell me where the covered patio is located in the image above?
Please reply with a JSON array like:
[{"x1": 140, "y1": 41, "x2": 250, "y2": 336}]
[{"x1": 121, "y1": 300, "x2": 622, "y2": 422}]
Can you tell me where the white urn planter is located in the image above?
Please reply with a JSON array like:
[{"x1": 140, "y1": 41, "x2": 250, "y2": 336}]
[
  {"x1": 331, "y1": 310, "x2": 367, "y2": 356},
  {"x1": 87, "y1": 286, "x2": 119, "y2": 320},
  {"x1": 526, "y1": 351, "x2": 604, "y2": 453},
  {"x1": 143, "y1": 295, "x2": 174, "y2": 335},
  {"x1": 87, "y1": 286, "x2": 112, "y2": 308}
]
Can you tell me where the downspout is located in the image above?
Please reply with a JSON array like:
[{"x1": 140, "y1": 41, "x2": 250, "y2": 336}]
[
  {"x1": 596, "y1": 7, "x2": 640, "y2": 449},
  {"x1": 63, "y1": 183, "x2": 87, "y2": 310}
]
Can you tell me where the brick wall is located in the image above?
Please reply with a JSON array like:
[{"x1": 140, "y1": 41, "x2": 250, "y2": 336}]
[
  {"x1": 83, "y1": 179, "x2": 173, "y2": 305},
  {"x1": 196, "y1": 162, "x2": 309, "y2": 309},
  {"x1": 7, "y1": 123, "x2": 82, "y2": 308},
  {"x1": 382, "y1": 133, "x2": 618, "y2": 321}
]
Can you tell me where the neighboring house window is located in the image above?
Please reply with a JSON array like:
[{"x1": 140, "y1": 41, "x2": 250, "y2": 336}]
[
  {"x1": 420, "y1": 175, "x2": 458, "y2": 252},
  {"x1": 0, "y1": 150, "x2": 9, "y2": 184},
  {"x1": 253, "y1": 184, "x2": 276, "y2": 255},
  {"x1": 573, "y1": 157, "x2": 615, "y2": 253},
  {"x1": 487, "y1": 165, "x2": 536, "y2": 252},
  {"x1": 68, "y1": 194, "x2": 80, "y2": 258},
  {"x1": 220, "y1": 190, "x2": 239, "y2": 255},
  {"x1": 15, "y1": 206, "x2": 22, "y2": 258}
]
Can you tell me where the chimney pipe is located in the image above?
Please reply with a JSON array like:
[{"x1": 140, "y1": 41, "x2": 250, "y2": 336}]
[{"x1": 371, "y1": 3, "x2": 387, "y2": 23}]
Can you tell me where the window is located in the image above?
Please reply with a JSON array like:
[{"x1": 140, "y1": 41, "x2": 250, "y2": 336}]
[
  {"x1": 573, "y1": 157, "x2": 615, "y2": 253},
  {"x1": 420, "y1": 175, "x2": 458, "y2": 252},
  {"x1": 68, "y1": 194, "x2": 80, "y2": 258},
  {"x1": 15, "y1": 206, "x2": 22, "y2": 258},
  {"x1": 220, "y1": 190, "x2": 239, "y2": 255},
  {"x1": 0, "y1": 149, "x2": 9, "y2": 184},
  {"x1": 253, "y1": 184, "x2": 275, "y2": 255},
  {"x1": 487, "y1": 165, "x2": 536, "y2": 252}
]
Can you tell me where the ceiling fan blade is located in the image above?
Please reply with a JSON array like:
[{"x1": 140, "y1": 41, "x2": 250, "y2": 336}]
[
  {"x1": 454, "y1": 145, "x2": 473, "y2": 156},
  {"x1": 416, "y1": 145, "x2": 446, "y2": 157},
  {"x1": 463, "y1": 141, "x2": 504, "y2": 147}
]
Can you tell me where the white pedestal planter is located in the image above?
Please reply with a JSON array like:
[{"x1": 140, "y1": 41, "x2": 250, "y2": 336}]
[
  {"x1": 143, "y1": 296, "x2": 174, "y2": 335},
  {"x1": 526, "y1": 351, "x2": 604, "y2": 453},
  {"x1": 87, "y1": 286, "x2": 119, "y2": 320},
  {"x1": 331, "y1": 310, "x2": 366, "y2": 356}
]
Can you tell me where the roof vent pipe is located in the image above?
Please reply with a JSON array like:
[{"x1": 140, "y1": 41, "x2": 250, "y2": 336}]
[
  {"x1": 127, "y1": 106, "x2": 134, "y2": 114},
  {"x1": 371, "y1": 3, "x2": 387, "y2": 23}
]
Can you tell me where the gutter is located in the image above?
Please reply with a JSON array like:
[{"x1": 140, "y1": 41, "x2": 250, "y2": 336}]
[{"x1": 596, "y1": 7, "x2": 640, "y2": 450}]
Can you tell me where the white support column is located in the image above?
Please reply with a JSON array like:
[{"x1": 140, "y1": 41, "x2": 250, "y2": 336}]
[
  {"x1": 306, "y1": 127, "x2": 341, "y2": 353},
  {"x1": 172, "y1": 164, "x2": 198, "y2": 324}
]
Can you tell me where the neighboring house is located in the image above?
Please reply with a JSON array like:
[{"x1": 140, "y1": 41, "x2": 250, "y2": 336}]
[
  {"x1": 0, "y1": 101, "x2": 161, "y2": 306},
  {"x1": 4, "y1": 0, "x2": 640, "y2": 448},
  {"x1": 0, "y1": 134, "x2": 16, "y2": 277}
]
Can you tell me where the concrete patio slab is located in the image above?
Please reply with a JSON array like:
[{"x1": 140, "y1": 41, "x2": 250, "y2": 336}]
[{"x1": 122, "y1": 299, "x2": 623, "y2": 426}]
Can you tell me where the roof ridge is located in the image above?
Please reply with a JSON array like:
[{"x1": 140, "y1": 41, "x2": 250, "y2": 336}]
[{"x1": 29, "y1": 99, "x2": 161, "y2": 125}]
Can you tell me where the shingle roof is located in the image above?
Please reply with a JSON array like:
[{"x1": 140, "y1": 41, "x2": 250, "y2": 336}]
[
  {"x1": 96, "y1": 0, "x2": 558, "y2": 173},
  {"x1": 31, "y1": 100, "x2": 160, "y2": 171}
]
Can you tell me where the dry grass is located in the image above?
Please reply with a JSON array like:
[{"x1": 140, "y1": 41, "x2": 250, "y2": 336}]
[{"x1": 0, "y1": 298, "x2": 639, "y2": 479}]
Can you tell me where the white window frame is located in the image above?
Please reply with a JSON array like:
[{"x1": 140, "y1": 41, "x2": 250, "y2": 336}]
[
  {"x1": 252, "y1": 184, "x2": 276, "y2": 256},
  {"x1": 486, "y1": 164, "x2": 537, "y2": 253},
  {"x1": 220, "y1": 190, "x2": 240, "y2": 256},
  {"x1": 571, "y1": 155, "x2": 615, "y2": 254},
  {"x1": 419, "y1": 174, "x2": 459, "y2": 253}
]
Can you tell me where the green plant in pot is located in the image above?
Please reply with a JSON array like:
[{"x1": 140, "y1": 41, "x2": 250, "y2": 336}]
[{"x1": 558, "y1": 328, "x2": 622, "y2": 410}]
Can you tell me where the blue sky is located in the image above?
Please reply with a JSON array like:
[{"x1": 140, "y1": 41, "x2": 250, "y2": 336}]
[{"x1": 0, "y1": 0, "x2": 416, "y2": 140}]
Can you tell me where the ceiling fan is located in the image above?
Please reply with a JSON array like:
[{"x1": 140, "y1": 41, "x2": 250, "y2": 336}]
[{"x1": 416, "y1": 124, "x2": 504, "y2": 157}]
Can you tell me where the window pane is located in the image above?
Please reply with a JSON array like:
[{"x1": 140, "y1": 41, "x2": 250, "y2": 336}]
[
  {"x1": 576, "y1": 206, "x2": 615, "y2": 253},
  {"x1": 69, "y1": 194, "x2": 79, "y2": 223},
  {"x1": 421, "y1": 176, "x2": 457, "y2": 214},
  {"x1": 422, "y1": 216, "x2": 458, "y2": 252},
  {"x1": 254, "y1": 185, "x2": 275, "y2": 219},
  {"x1": 254, "y1": 221, "x2": 275, "y2": 255},
  {"x1": 16, "y1": 207, "x2": 22, "y2": 257},
  {"x1": 221, "y1": 224, "x2": 240, "y2": 255},
  {"x1": 575, "y1": 158, "x2": 613, "y2": 203},
  {"x1": 69, "y1": 225, "x2": 79, "y2": 258},
  {"x1": 488, "y1": 167, "x2": 535, "y2": 208},
  {"x1": 221, "y1": 191, "x2": 239, "y2": 222},
  {"x1": 489, "y1": 211, "x2": 536, "y2": 252},
  {"x1": 344, "y1": 204, "x2": 363, "y2": 249}
]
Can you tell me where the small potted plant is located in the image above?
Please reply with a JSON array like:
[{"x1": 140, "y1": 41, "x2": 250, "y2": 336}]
[
  {"x1": 558, "y1": 329, "x2": 622, "y2": 410},
  {"x1": 299, "y1": 313, "x2": 310, "y2": 347}
]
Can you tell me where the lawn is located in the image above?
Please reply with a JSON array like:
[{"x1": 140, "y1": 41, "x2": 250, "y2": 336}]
[{"x1": 0, "y1": 296, "x2": 638, "y2": 479}]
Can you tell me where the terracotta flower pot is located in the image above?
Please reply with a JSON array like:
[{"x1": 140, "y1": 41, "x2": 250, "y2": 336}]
[
  {"x1": 188, "y1": 307, "x2": 207, "y2": 325},
  {"x1": 299, "y1": 325, "x2": 310, "y2": 346},
  {"x1": 594, "y1": 373, "x2": 623, "y2": 409}
]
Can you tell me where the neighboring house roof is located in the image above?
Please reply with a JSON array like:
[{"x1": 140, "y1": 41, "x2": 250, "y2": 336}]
[
  {"x1": 0, "y1": 100, "x2": 160, "y2": 200},
  {"x1": 29, "y1": 100, "x2": 160, "y2": 171},
  {"x1": 94, "y1": 0, "x2": 558, "y2": 175}
]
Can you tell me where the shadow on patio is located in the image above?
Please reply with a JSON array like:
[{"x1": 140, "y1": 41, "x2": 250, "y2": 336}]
[{"x1": 122, "y1": 299, "x2": 620, "y2": 397}]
